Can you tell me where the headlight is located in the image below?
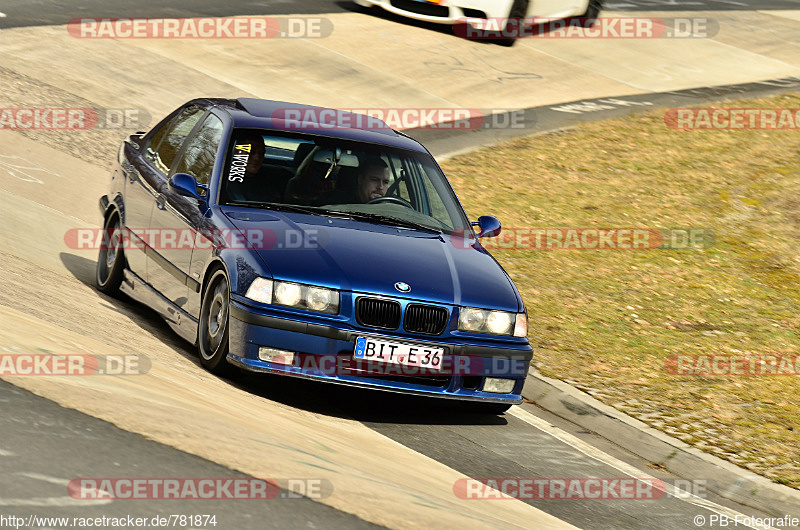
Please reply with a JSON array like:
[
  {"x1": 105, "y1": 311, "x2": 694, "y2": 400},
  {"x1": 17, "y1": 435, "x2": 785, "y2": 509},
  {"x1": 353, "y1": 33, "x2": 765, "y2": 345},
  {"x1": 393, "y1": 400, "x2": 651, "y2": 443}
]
[
  {"x1": 306, "y1": 287, "x2": 333, "y2": 312},
  {"x1": 458, "y1": 308, "x2": 487, "y2": 332},
  {"x1": 458, "y1": 307, "x2": 525, "y2": 337},
  {"x1": 245, "y1": 278, "x2": 339, "y2": 314},
  {"x1": 486, "y1": 311, "x2": 512, "y2": 335},
  {"x1": 275, "y1": 282, "x2": 302, "y2": 306},
  {"x1": 245, "y1": 278, "x2": 273, "y2": 304}
]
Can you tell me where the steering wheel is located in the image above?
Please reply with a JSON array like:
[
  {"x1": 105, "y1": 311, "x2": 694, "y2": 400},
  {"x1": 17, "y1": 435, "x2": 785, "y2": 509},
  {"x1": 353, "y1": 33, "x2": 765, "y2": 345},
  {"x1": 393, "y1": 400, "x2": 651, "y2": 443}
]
[{"x1": 367, "y1": 195, "x2": 414, "y2": 208}]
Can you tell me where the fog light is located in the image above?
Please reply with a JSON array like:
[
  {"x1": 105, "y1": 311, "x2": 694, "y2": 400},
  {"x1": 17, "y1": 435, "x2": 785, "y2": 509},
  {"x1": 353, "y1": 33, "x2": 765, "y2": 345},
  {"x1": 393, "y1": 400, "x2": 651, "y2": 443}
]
[
  {"x1": 483, "y1": 377, "x2": 516, "y2": 394},
  {"x1": 258, "y1": 347, "x2": 295, "y2": 365}
]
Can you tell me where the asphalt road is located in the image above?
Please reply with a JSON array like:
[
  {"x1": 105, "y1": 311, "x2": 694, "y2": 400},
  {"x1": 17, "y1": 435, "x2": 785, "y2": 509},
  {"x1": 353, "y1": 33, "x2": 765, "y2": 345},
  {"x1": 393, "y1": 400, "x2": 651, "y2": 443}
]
[
  {"x1": 0, "y1": 1, "x2": 353, "y2": 29},
  {"x1": 0, "y1": 349, "x2": 775, "y2": 529},
  {"x1": 1, "y1": 0, "x2": 800, "y2": 30},
  {"x1": 0, "y1": 379, "x2": 378, "y2": 529}
]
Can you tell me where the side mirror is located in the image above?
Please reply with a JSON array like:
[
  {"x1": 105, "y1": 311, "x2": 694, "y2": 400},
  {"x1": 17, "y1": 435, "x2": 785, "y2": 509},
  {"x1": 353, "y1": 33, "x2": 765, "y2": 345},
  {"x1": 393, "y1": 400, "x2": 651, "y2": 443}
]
[
  {"x1": 169, "y1": 173, "x2": 207, "y2": 202},
  {"x1": 472, "y1": 215, "x2": 501, "y2": 238}
]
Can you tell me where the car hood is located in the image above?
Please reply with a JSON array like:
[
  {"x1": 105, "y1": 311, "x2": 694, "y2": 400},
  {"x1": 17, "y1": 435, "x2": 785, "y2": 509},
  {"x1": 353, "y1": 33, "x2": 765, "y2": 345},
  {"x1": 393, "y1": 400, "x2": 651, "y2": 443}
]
[{"x1": 222, "y1": 208, "x2": 522, "y2": 310}]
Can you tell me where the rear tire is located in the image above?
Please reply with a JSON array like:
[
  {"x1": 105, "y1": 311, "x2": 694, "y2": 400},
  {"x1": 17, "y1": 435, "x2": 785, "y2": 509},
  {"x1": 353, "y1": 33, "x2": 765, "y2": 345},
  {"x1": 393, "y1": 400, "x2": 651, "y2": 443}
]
[
  {"x1": 198, "y1": 269, "x2": 234, "y2": 375},
  {"x1": 96, "y1": 212, "x2": 125, "y2": 296}
]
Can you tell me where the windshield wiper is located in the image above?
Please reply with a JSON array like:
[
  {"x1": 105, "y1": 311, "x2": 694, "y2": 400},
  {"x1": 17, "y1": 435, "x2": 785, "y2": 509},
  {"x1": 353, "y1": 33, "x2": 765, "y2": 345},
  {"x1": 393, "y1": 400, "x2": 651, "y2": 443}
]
[
  {"x1": 324, "y1": 210, "x2": 443, "y2": 233},
  {"x1": 227, "y1": 201, "x2": 352, "y2": 218},
  {"x1": 227, "y1": 202, "x2": 443, "y2": 232}
]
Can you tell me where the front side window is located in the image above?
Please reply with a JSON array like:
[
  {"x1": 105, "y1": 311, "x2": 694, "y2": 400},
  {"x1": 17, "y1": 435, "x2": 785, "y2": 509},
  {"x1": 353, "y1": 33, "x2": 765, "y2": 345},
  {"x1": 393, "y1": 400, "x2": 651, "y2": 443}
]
[{"x1": 148, "y1": 106, "x2": 205, "y2": 174}]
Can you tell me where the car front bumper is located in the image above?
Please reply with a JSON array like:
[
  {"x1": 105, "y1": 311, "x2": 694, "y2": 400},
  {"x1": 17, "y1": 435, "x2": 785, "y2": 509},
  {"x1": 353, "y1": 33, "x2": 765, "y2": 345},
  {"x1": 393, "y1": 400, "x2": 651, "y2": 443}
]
[
  {"x1": 228, "y1": 300, "x2": 531, "y2": 404},
  {"x1": 355, "y1": 0, "x2": 517, "y2": 25},
  {"x1": 355, "y1": 0, "x2": 589, "y2": 24}
]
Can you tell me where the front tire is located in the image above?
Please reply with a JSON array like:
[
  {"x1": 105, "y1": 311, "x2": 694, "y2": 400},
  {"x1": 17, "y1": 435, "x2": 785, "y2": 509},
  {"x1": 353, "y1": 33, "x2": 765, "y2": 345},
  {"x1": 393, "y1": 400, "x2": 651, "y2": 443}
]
[
  {"x1": 96, "y1": 212, "x2": 125, "y2": 295},
  {"x1": 198, "y1": 269, "x2": 234, "y2": 375},
  {"x1": 580, "y1": 0, "x2": 602, "y2": 20},
  {"x1": 498, "y1": 0, "x2": 529, "y2": 47}
]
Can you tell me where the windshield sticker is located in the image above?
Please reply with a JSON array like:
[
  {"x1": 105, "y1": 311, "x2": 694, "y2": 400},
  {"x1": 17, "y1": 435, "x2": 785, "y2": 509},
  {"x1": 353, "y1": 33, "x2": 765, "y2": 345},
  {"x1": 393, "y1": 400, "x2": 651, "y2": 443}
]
[{"x1": 228, "y1": 143, "x2": 251, "y2": 183}]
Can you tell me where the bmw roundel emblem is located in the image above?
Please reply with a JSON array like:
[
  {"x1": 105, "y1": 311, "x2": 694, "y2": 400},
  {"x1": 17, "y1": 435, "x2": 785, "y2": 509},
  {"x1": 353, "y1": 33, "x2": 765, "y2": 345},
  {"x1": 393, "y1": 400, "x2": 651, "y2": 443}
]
[{"x1": 394, "y1": 282, "x2": 411, "y2": 293}]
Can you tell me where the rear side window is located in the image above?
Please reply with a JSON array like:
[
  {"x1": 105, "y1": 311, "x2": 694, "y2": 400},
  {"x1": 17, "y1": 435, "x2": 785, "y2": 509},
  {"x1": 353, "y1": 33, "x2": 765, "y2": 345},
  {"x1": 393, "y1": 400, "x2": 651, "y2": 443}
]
[
  {"x1": 173, "y1": 114, "x2": 224, "y2": 185},
  {"x1": 149, "y1": 106, "x2": 205, "y2": 174}
]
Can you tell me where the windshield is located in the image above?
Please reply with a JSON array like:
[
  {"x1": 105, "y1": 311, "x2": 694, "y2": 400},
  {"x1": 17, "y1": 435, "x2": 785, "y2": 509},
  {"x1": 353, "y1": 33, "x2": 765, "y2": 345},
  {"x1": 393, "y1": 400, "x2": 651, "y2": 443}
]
[{"x1": 220, "y1": 129, "x2": 470, "y2": 233}]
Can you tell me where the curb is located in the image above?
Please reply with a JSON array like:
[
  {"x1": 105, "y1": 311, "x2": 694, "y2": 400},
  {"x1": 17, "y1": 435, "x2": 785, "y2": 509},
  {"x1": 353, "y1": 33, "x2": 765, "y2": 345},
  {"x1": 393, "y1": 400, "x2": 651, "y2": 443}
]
[
  {"x1": 406, "y1": 75, "x2": 800, "y2": 159},
  {"x1": 522, "y1": 367, "x2": 800, "y2": 518}
]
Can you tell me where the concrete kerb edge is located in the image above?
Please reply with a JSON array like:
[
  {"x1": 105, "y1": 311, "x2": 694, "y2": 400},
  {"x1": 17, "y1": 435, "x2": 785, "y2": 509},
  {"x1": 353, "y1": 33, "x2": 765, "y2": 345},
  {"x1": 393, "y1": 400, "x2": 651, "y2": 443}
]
[
  {"x1": 522, "y1": 367, "x2": 800, "y2": 518},
  {"x1": 411, "y1": 75, "x2": 800, "y2": 160}
]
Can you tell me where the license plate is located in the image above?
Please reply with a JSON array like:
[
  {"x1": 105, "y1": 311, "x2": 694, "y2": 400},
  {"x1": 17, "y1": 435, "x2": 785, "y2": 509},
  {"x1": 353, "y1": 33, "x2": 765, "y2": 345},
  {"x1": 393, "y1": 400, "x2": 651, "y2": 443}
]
[{"x1": 354, "y1": 337, "x2": 444, "y2": 370}]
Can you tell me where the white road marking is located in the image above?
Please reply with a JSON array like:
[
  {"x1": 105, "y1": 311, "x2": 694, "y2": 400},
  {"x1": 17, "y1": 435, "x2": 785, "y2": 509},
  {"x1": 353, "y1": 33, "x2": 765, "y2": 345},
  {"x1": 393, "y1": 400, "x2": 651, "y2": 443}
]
[
  {"x1": 18, "y1": 472, "x2": 70, "y2": 485},
  {"x1": 0, "y1": 472, "x2": 112, "y2": 507},
  {"x1": 0, "y1": 496, "x2": 111, "y2": 507},
  {"x1": 0, "y1": 12, "x2": 7, "y2": 18},
  {"x1": 508, "y1": 406, "x2": 771, "y2": 530},
  {"x1": 0, "y1": 154, "x2": 62, "y2": 184},
  {"x1": 0, "y1": 448, "x2": 15, "y2": 456}
]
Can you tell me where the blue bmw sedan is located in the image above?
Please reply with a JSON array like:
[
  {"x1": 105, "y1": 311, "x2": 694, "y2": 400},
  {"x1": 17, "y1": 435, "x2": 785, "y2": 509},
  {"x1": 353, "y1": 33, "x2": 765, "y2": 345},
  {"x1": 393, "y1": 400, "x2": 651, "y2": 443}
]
[{"x1": 97, "y1": 98, "x2": 531, "y2": 413}]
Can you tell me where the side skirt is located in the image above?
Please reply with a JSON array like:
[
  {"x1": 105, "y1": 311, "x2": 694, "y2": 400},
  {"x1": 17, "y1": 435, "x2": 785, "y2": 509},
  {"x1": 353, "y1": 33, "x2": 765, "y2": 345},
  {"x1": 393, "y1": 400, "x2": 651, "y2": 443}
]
[{"x1": 120, "y1": 269, "x2": 199, "y2": 345}]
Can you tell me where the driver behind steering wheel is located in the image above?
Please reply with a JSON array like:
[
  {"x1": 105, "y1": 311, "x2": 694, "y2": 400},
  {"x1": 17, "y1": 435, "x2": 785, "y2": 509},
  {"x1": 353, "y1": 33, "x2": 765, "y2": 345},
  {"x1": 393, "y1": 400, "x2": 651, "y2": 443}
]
[
  {"x1": 316, "y1": 155, "x2": 389, "y2": 205},
  {"x1": 356, "y1": 156, "x2": 390, "y2": 203}
]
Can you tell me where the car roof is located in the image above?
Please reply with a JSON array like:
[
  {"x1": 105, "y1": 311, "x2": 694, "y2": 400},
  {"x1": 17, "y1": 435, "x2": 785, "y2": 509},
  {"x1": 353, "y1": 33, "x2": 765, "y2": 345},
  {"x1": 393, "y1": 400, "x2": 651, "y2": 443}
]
[{"x1": 191, "y1": 97, "x2": 428, "y2": 153}]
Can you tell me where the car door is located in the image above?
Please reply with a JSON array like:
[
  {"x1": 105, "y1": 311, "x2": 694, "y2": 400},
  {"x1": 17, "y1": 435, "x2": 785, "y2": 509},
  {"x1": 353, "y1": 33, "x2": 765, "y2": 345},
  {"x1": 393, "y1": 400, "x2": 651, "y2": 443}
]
[
  {"x1": 149, "y1": 111, "x2": 224, "y2": 317},
  {"x1": 123, "y1": 116, "x2": 177, "y2": 277},
  {"x1": 131, "y1": 106, "x2": 205, "y2": 313}
]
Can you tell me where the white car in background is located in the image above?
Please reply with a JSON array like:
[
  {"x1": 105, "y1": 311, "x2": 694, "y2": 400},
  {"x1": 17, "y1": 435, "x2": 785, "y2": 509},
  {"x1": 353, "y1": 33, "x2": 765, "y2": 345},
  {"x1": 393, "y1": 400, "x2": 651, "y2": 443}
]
[{"x1": 354, "y1": 0, "x2": 602, "y2": 26}]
